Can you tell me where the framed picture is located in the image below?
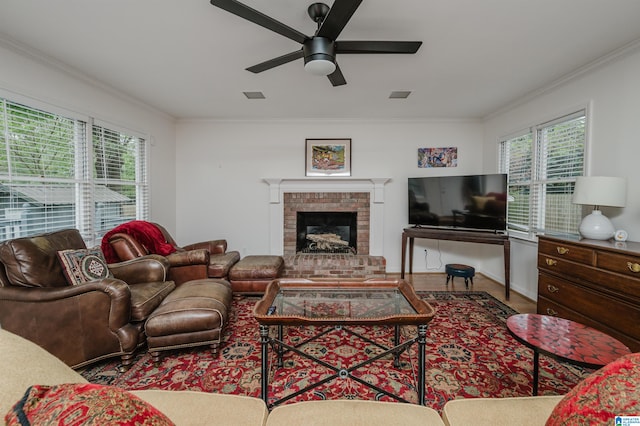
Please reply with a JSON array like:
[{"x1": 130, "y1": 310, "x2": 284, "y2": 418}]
[
  {"x1": 418, "y1": 147, "x2": 458, "y2": 168},
  {"x1": 306, "y1": 139, "x2": 352, "y2": 176}
]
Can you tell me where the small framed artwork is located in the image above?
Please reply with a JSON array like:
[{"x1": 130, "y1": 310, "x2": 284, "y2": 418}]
[
  {"x1": 418, "y1": 147, "x2": 458, "y2": 168},
  {"x1": 306, "y1": 138, "x2": 352, "y2": 176}
]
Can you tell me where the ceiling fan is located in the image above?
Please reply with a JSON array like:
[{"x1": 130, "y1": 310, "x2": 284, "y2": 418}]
[{"x1": 209, "y1": 0, "x2": 422, "y2": 86}]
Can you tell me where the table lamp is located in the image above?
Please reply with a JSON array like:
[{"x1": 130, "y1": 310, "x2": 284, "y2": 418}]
[{"x1": 572, "y1": 176, "x2": 627, "y2": 240}]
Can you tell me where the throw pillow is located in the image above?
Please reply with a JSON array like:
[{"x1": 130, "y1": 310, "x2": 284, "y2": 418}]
[
  {"x1": 5, "y1": 383, "x2": 175, "y2": 426},
  {"x1": 545, "y1": 352, "x2": 640, "y2": 426},
  {"x1": 57, "y1": 247, "x2": 113, "y2": 285}
]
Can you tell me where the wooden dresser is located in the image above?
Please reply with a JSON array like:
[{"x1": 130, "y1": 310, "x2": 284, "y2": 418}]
[{"x1": 537, "y1": 235, "x2": 640, "y2": 352}]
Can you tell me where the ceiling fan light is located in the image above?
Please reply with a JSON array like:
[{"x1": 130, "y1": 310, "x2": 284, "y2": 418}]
[{"x1": 304, "y1": 58, "x2": 336, "y2": 76}]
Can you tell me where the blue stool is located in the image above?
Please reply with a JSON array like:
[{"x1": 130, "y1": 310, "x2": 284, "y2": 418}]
[{"x1": 445, "y1": 264, "x2": 475, "y2": 288}]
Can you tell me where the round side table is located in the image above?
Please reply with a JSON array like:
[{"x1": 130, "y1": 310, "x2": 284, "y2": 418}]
[{"x1": 506, "y1": 313, "x2": 631, "y2": 395}]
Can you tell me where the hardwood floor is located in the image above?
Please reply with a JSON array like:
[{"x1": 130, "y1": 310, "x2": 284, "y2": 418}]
[{"x1": 387, "y1": 272, "x2": 537, "y2": 314}]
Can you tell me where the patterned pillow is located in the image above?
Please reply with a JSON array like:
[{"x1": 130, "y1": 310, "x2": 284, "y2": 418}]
[
  {"x1": 57, "y1": 247, "x2": 113, "y2": 285},
  {"x1": 545, "y1": 352, "x2": 640, "y2": 425},
  {"x1": 5, "y1": 383, "x2": 175, "y2": 426}
]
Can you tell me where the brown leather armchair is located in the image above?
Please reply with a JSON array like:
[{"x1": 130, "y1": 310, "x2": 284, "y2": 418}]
[
  {"x1": 106, "y1": 222, "x2": 240, "y2": 285},
  {"x1": 0, "y1": 229, "x2": 175, "y2": 370}
]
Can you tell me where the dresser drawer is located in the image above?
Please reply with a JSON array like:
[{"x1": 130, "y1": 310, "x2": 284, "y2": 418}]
[
  {"x1": 538, "y1": 254, "x2": 640, "y2": 301},
  {"x1": 537, "y1": 273, "x2": 589, "y2": 306},
  {"x1": 538, "y1": 273, "x2": 640, "y2": 343},
  {"x1": 538, "y1": 238, "x2": 594, "y2": 264},
  {"x1": 596, "y1": 250, "x2": 640, "y2": 279},
  {"x1": 537, "y1": 297, "x2": 639, "y2": 352}
]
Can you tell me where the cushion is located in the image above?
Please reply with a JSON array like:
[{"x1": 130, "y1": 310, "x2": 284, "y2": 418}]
[
  {"x1": 57, "y1": 247, "x2": 113, "y2": 285},
  {"x1": 545, "y1": 353, "x2": 640, "y2": 426},
  {"x1": 5, "y1": 383, "x2": 175, "y2": 426},
  {"x1": 0, "y1": 229, "x2": 87, "y2": 288}
]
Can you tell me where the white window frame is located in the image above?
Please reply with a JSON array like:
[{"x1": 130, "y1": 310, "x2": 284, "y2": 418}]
[
  {"x1": 499, "y1": 108, "x2": 587, "y2": 240},
  {"x1": 0, "y1": 91, "x2": 150, "y2": 246}
]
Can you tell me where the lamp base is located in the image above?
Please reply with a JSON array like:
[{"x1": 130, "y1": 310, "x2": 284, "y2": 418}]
[{"x1": 579, "y1": 209, "x2": 615, "y2": 240}]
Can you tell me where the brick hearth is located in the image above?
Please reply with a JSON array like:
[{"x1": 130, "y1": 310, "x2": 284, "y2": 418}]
[{"x1": 282, "y1": 254, "x2": 386, "y2": 279}]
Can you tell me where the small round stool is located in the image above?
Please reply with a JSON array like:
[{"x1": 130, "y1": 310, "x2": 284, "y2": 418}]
[{"x1": 445, "y1": 263, "x2": 475, "y2": 288}]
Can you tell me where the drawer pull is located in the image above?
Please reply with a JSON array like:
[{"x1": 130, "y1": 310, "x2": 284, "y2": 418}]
[
  {"x1": 628, "y1": 262, "x2": 640, "y2": 273},
  {"x1": 546, "y1": 308, "x2": 558, "y2": 316},
  {"x1": 545, "y1": 258, "x2": 557, "y2": 266},
  {"x1": 547, "y1": 284, "x2": 559, "y2": 293},
  {"x1": 556, "y1": 247, "x2": 570, "y2": 255}
]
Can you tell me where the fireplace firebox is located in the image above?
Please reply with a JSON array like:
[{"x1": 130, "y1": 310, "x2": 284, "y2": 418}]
[{"x1": 296, "y1": 211, "x2": 357, "y2": 254}]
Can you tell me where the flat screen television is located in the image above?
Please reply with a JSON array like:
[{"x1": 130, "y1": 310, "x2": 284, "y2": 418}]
[{"x1": 408, "y1": 174, "x2": 508, "y2": 232}]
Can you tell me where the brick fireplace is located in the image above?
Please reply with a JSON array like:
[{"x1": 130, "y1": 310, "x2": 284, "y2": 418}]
[
  {"x1": 264, "y1": 178, "x2": 389, "y2": 278},
  {"x1": 283, "y1": 192, "x2": 369, "y2": 256}
]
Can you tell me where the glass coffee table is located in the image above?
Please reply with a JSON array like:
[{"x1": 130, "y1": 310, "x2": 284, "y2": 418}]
[{"x1": 253, "y1": 278, "x2": 436, "y2": 408}]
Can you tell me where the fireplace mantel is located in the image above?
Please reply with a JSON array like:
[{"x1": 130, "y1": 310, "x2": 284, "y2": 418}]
[
  {"x1": 263, "y1": 178, "x2": 391, "y2": 256},
  {"x1": 263, "y1": 178, "x2": 390, "y2": 203}
]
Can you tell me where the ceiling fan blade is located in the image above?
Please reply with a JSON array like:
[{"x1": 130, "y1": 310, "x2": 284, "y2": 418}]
[
  {"x1": 327, "y1": 64, "x2": 347, "y2": 86},
  {"x1": 336, "y1": 40, "x2": 422, "y2": 54},
  {"x1": 246, "y1": 50, "x2": 304, "y2": 73},
  {"x1": 210, "y1": 0, "x2": 309, "y2": 44},
  {"x1": 316, "y1": 0, "x2": 363, "y2": 40}
]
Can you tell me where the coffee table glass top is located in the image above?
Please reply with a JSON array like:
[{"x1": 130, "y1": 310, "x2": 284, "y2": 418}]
[{"x1": 254, "y1": 279, "x2": 435, "y2": 325}]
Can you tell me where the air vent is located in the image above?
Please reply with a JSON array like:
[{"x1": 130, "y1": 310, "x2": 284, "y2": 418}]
[
  {"x1": 389, "y1": 91, "x2": 411, "y2": 99},
  {"x1": 243, "y1": 91, "x2": 265, "y2": 99}
]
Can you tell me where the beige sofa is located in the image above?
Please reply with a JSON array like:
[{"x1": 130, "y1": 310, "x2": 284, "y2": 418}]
[{"x1": 0, "y1": 328, "x2": 563, "y2": 425}]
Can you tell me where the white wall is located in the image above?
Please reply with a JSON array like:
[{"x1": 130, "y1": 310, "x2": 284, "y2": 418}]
[
  {"x1": 175, "y1": 119, "x2": 494, "y2": 271},
  {"x1": 0, "y1": 41, "x2": 178, "y2": 233},
  {"x1": 483, "y1": 45, "x2": 640, "y2": 300},
  {"x1": 8, "y1": 35, "x2": 638, "y2": 302}
]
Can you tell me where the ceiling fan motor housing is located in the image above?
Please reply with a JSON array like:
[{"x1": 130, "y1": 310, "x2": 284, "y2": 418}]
[{"x1": 303, "y1": 37, "x2": 336, "y2": 64}]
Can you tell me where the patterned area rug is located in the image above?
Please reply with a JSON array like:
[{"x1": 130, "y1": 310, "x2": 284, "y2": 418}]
[{"x1": 80, "y1": 291, "x2": 588, "y2": 412}]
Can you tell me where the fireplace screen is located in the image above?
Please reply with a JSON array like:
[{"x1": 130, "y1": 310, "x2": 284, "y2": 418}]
[{"x1": 296, "y1": 212, "x2": 357, "y2": 254}]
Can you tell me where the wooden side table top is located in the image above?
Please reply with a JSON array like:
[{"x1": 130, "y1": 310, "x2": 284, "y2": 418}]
[{"x1": 507, "y1": 314, "x2": 631, "y2": 368}]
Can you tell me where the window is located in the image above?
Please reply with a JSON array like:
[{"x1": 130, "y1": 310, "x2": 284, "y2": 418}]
[
  {"x1": 499, "y1": 110, "x2": 585, "y2": 238},
  {"x1": 0, "y1": 97, "x2": 149, "y2": 245}
]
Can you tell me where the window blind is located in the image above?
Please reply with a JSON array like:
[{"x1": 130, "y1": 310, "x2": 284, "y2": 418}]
[
  {"x1": 0, "y1": 99, "x2": 84, "y2": 238},
  {"x1": 92, "y1": 124, "x2": 148, "y2": 241},
  {"x1": 499, "y1": 131, "x2": 533, "y2": 232},
  {"x1": 499, "y1": 110, "x2": 585, "y2": 237},
  {"x1": 0, "y1": 97, "x2": 149, "y2": 245},
  {"x1": 532, "y1": 112, "x2": 584, "y2": 234}
]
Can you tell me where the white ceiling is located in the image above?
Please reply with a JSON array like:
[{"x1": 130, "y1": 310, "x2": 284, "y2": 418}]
[{"x1": 1, "y1": 0, "x2": 640, "y2": 120}]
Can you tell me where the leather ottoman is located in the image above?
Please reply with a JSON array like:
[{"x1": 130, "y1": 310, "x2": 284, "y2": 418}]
[
  {"x1": 229, "y1": 255, "x2": 284, "y2": 294},
  {"x1": 145, "y1": 278, "x2": 232, "y2": 363}
]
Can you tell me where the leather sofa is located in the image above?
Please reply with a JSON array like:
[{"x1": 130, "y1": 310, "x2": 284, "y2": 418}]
[
  {"x1": 105, "y1": 222, "x2": 240, "y2": 285},
  {"x1": 0, "y1": 229, "x2": 175, "y2": 369},
  {"x1": 0, "y1": 327, "x2": 568, "y2": 426}
]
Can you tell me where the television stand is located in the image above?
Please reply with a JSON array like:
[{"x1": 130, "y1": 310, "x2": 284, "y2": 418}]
[{"x1": 401, "y1": 227, "x2": 511, "y2": 300}]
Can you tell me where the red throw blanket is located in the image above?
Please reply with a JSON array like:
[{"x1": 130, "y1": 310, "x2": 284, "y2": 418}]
[{"x1": 101, "y1": 221, "x2": 176, "y2": 263}]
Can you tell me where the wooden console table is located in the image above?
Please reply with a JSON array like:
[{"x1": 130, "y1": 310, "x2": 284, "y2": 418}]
[{"x1": 401, "y1": 227, "x2": 511, "y2": 300}]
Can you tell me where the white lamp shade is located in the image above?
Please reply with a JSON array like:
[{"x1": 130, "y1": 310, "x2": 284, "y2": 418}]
[{"x1": 572, "y1": 176, "x2": 627, "y2": 207}]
